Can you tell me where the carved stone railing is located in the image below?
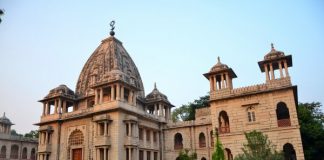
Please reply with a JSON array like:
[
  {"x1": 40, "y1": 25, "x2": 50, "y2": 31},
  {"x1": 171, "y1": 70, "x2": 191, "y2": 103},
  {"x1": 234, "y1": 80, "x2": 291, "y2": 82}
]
[
  {"x1": 277, "y1": 119, "x2": 291, "y2": 127},
  {"x1": 61, "y1": 107, "x2": 94, "y2": 119},
  {"x1": 124, "y1": 136, "x2": 138, "y2": 146},
  {"x1": 38, "y1": 144, "x2": 52, "y2": 153},
  {"x1": 94, "y1": 136, "x2": 111, "y2": 146}
]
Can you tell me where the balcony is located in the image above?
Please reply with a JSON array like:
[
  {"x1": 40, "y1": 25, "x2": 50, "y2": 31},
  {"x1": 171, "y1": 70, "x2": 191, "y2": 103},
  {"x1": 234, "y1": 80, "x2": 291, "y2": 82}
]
[
  {"x1": 277, "y1": 119, "x2": 291, "y2": 127},
  {"x1": 94, "y1": 136, "x2": 111, "y2": 146},
  {"x1": 38, "y1": 144, "x2": 52, "y2": 153},
  {"x1": 124, "y1": 136, "x2": 138, "y2": 146}
]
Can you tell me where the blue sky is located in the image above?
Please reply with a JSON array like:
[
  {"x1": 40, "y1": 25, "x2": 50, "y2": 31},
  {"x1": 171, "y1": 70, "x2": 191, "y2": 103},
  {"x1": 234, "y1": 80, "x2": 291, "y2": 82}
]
[{"x1": 0, "y1": 0, "x2": 323, "y2": 133}]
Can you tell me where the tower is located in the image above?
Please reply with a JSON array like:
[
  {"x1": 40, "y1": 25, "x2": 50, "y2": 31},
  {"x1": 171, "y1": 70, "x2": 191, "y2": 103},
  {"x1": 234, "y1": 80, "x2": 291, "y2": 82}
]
[
  {"x1": 258, "y1": 43, "x2": 292, "y2": 83},
  {"x1": 0, "y1": 113, "x2": 13, "y2": 135}
]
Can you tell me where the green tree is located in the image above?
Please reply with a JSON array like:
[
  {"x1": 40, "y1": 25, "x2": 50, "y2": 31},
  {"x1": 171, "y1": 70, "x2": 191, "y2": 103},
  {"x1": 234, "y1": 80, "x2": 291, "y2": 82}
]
[
  {"x1": 235, "y1": 130, "x2": 283, "y2": 160},
  {"x1": 212, "y1": 129, "x2": 225, "y2": 160},
  {"x1": 177, "y1": 149, "x2": 197, "y2": 160},
  {"x1": 0, "y1": 9, "x2": 4, "y2": 23},
  {"x1": 297, "y1": 102, "x2": 324, "y2": 159},
  {"x1": 24, "y1": 130, "x2": 39, "y2": 138},
  {"x1": 10, "y1": 129, "x2": 23, "y2": 136},
  {"x1": 172, "y1": 95, "x2": 209, "y2": 122}
]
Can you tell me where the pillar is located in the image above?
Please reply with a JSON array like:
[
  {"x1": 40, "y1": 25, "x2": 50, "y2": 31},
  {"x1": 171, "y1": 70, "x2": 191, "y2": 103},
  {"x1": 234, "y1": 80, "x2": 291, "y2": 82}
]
[
  {"x1": 284, "y1": 60, "x2": 289, "y2": 76},
  {"x1": 104, "y1": 147, "x2": 107, "y2": 160},
  {"x1": 129, "y1": 91, "x2": 133, "y2": 104},
  {"x1": 154, "y1": 105, "x2": 157, "y2": 115},
  {"x1": 111, "y1": 85, "x2": 115, "y2": 101},
  {"x1": 95, "y1": 89, "x2": 98, "y2": 104},
  {"x1": 209, "y1": 76, "x2": 213, "y2": 91},
  {"x1": 42, "y1": 103, "x2": 46, "y2": 116},
  {"x1": 96, "y1": 148, "x2": 100, "y2": 160},
  {"x1": 279, "y1": 61, "x2": 284, "y2": 78},
  {"x1": 100, "y1": 88, "x2": 103, "y2": 104},
  {"x1": 58, "y1": 99, "x2": 62, "y2": 114},
  {"x1": 104, "y1": 121, "x2": 107, "y2": 136},
  {"x1": 116, "y1": 84, "x2": 120, "y2": 100},
  {"x1": 221, "y1": 74, "x2": 225, "y2": 89},
  {"x1": 121, "y1": 86, "x2": 124, "y2": 101},
  {"x1": 133, "y1": 93, "x2": 136, "y2": 105},
  {"x1": 143, "y1": 128, "x2": 146, "y2": 146},
  {"x1": 46, "y1": 103, "x2": 50, "y2": 115},
  {"x1": 213, "y1": 75, "x2": 217, "y2": 91},
  {"x1": 45, "y1": 132, "x2": 48, "y2": 145},
  {"x1": 63, "y1": 101, "x2": 67, "y2": 113},
  {"x1": 264, "y1": 64, "x2": 270, "y2": 81},
  {"x1": 129, "y1": 123, "x2": 132, "y2": 137},
  {"x1": 225, "y1": 73, "x2": 230, "y2": 88},
  {"x1": 270, "y1": 63, "x2": 275, "y2": 80},
  {"x1": 128, "y1": 147, "x2": 132, "y2": 160}
]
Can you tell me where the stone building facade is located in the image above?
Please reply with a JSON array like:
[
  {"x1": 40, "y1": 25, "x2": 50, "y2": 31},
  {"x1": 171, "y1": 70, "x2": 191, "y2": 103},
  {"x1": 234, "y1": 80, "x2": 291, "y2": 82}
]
[
  {"x1": 36, "y1": 29, "x2": 304, "y2": 160},
  {"x1": 0, "y1": 113, "x2": 38, "y2": 160}
]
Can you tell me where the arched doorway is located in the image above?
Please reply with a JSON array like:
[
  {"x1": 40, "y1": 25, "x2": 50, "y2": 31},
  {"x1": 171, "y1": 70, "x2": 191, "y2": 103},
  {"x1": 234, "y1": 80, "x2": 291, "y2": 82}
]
[
  {"x1": 68, "y1": 129, "x2": 84, "y2": 160},
  {"x1": 199, "y1": 132, "x2": 206, "y2": 148},
  {"x1": 10, "y1": 145, "x2": 19, "y2": 159},
  {"x1": 174, "y1": 133, "x2": 183, "y2": 150},
  {"x1": 22, "y1": 147, "x2": 27, "y2": 159},
  {"x1": 219, "y1": 111, "x2": 230, "y2": 133},
  {"x1": 225, "y1": 148, "x2": 233, "y2": 160},
  {"x1": 276, "y1": 102, "x2": 291, "y2": 127},
  {"x1": 30, "y1": 148, "x2": 36, "y2": 160},
  {"x1": 201, "y1": 157, "x2": 207, "y2": 160},
  {"x1": 283, "y1": 143, "x2": 296, "y2": 160},
  {"x1": 0, "y1": 145, "x2": 6, "y2": 158}
]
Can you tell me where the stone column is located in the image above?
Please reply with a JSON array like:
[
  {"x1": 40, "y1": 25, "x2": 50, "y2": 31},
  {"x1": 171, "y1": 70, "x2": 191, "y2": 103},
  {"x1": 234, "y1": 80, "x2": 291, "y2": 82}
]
[
  {"x1": 46, "y1": 103, "x2": 50, "y2": 115},
  {"x1": 104, "y1": 147, "x2": 107, "y2": 160},
  {"x1": 278, "y1": 61, "x2": 284, "y2": 78},
  {"x1": 143, "y1": 128, "x2": 146, "y2": 146},
  {"x1": 129, "y1": 123, "x2": 132, "y2": 137},
  {"x1": 133, "y1": 93, "x2": 137, "y2": 105},
  {"x1": 270, "y1": 63, "x2": 275, "y2": 80},
  {"x1": 116, "y1": 84, "x2": 120, "y2": 100},
  {"x1": 58, "y1": 99, "x2": 62, "y2": 114},
  {"x1": 209, "y1": 76, "x2": 213, "y2": 91},
  {"x1": 284, "y1": 60, "x2": 289, "y2": 76},
  {"x1": 96, "y1": 148, "x2": 100, "y2": 160},
  {"x1": 154, "y1": 105, "x2": 157, "y2": 115},
  {"x1": 63, "y1": 101, "x2": 67, "y2": 113},
  {"x1": 42, "y1": 103, "x2": 46, "y2": 116},
  {"x1": 111, "y1": 85, "x2": 115, "y2": 101},
  {"x1": 100, "y1": 88, "x2": 103, "y2": 104},
  {"x1": 128, "y1": 147, "x2": 132, "y2": 160},
  {"x1": 264, "y1": 64, "x2": 270, "y2": 81},
  {"x1": 225, "y1": 73, "x2": 230, "y2": 88},
  {"x1": 221, "y1": 74, "x2": 225, "y2": 89},
  {"x1": 95, "y1": 89, "x2": 98, "y2": 104},
  {"x1": 213, "y1": 75, "x2": 217, "y2": 91},
  {"x1": 104, "y1": 121, "x2": 107, "y2": 136},
  {"x1": 121, "y1": 86, "x2": 124, "y2": 101},
  {"x1": 129, "y1": 91, "x2": 133, "y2": 105},
  {"x1": 45, "y1": 132, "x2": 48, "y2": 145}
]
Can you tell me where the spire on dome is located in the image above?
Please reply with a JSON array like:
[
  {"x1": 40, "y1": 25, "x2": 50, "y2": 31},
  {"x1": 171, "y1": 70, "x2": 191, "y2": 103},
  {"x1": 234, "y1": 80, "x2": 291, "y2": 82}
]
[
  {"x1": 110, "y1": 20, "x2": 115, "y2": 36},
  {"x1": 154, "y1": 82, "x2": 157, "y2": 89}
]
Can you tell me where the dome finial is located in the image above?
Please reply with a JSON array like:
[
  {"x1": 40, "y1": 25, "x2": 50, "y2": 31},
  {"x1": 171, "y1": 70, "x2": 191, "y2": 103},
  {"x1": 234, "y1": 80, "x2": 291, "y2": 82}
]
[
  {"x1": 3, "y1": 112, "x2": 5, "y2": 117},
  {"x1": 271, "y1": 43, "x2": 275, "y2": 50},
  {"x1": 154, "y1": 82, "x2": 157, "y2": 89},
  {"x1": 217, "y1": 56, "x2": 221, "y2": 64},
  {"x1": 110, "y1": 20, "x2": 115, "y2": 36}
]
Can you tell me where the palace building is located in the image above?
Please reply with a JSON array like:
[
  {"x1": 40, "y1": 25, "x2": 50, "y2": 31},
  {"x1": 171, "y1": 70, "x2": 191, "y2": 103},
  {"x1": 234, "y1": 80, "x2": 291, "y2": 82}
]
[
  {"x1": 36, "y1": 25, "x2": 304, "y2": 160},
  {"x1": 0, "y1": 113, "x2": 38, "y2": 160}
]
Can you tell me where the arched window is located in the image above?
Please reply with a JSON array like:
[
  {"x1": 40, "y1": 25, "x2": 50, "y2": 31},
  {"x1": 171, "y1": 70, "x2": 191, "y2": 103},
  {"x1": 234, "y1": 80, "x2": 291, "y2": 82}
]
[
  {"x1": 174, "y1": 133, "x2": 183, "y2": 150},
  {"x1": 276, "y1": 102, "x2": 291, "y2": 127},
  {"x1": 10, "y1": 145, "x2": 19, "y2": 159},
  {"x1": 69, "y1": 129, "x2": 84, "y2": 146},
  {"x1": 247, "y1": 106, "x2": 256, "y2": 122},
  {"x1": 22, "y1": 147, "x2": 27, "y2": 159},
  {"x1": 0, "y1": 145, "x2": 6, "y2": 158},
  {"x1": 225, "y1": 148, "x2": 233, "y2": 160},
  {"x1": 283, "y1": 143, "x2": 296, "y2": 160},
  {"x1": 210, "y1": 130, "x2": 214, "y2": 147},
  {"x1": 30, "y1": 148, "x2": 36, "y2": 160},
  {"x1": 219, "y1": 111, "x2": 230, "y2": 133},
  {"x1": 199, "y1": 132, "x2": 206, "y2": 148},
  {"x1": 201, "y1": 157, "x2": 207, "y2": 160}
]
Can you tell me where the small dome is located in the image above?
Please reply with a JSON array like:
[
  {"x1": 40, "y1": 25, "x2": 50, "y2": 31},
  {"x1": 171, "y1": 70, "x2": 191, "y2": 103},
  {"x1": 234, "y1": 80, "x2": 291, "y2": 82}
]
[
  {"x1": 146, "y1": 83, "x2": 168, "y2": 101},
  {"x1": 264, "y1": 43, "x2": 285, "y2": 60},
  {"x1": 0, "y1": 113, "x2": 13, "y2": 125},
  {"x1": 45, "y1": 84, "x2": 75, "y2": 98},
  {"x1": 210, "y1": 57, "x2": 229, "y2": 72}
]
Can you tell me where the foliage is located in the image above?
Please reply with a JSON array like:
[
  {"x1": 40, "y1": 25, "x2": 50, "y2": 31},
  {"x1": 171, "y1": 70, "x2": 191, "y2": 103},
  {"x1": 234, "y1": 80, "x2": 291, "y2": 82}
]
[
  {"x1": 177, "y1": 149, "x2": 197, "y2": 160},
  {"x1": 24, "y1": 130, "x2": 39, "y2": 138},
  {"x1": 172, "y1": 95, "x2": 209, "y2": 122},
  {"x1": 212, "y1": 130, "x2": 225, "y2": 160},
  {"x1": 10, "y1": 129, "x2": 23, "y2": 136},
  {"x1": 297, "y1": 102, "x2": 324, "y2": 160},
  {"x1": 0, "y1": 9, "x2": 3, "y2": 23},
  {"x1": 234, "y1": 130, "x2": 283, "y2": 160}
]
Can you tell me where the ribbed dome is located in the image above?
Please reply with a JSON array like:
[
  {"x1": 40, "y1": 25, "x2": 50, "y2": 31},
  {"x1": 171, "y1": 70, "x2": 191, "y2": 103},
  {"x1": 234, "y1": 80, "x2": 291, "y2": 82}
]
[
  {"x1": 146, "y1": 83, "x2": 169, "y2": 102},
  {"x1": 45, "y1": 84, "x2": 75, "y2": 99},
  {"x1": 0, "y1": 113, "x2": 13, "y2": 125},
  {"x1": 210, "y1": 57, "x2": 229, "y2": 72},
  {"x1": 264, "y1": 43, "x2": 285, "y2": 60},
  {"x1": 76, "y1": 36, "x2": 144, "y2": 97}
]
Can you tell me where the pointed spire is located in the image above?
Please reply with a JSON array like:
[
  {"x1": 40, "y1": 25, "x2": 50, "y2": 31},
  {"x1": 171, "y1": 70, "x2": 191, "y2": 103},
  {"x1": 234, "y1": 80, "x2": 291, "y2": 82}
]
[
  {"x1": 271, "y1": 43, "x2": 275, "y2": 51},
  {"x1": 216, "y1": 56, "x2": 222, "y2": 65},
  {"x1": 2, "y1": 112, "x2": 5, "y2": 117},
  {"x1": 154, "y1": 82, "x2": 157, "y2": 89}
]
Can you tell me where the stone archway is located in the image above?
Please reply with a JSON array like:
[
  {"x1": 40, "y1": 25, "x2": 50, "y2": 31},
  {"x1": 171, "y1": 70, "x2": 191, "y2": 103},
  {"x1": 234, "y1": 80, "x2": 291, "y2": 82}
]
[{"x1": 68, "y1": 129, "x2": 84, "y2": 160}]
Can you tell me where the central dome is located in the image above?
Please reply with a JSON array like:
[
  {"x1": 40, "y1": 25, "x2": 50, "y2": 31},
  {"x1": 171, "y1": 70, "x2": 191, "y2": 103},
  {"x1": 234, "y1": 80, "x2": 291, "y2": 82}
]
[{"x1": 76, "y1": 36, "x2": 144, "y2": 98}]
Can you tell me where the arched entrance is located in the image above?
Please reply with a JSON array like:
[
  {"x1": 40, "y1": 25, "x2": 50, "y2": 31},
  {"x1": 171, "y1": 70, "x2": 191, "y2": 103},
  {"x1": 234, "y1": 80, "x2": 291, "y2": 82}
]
[
  {"x1": 219, "y1": 111, "x2": 230, "y2": 133},
  {"x1": 283, "y1": 143, "x2": 296, "y2": 160},
  {"x1": 68, "y1": 129, "x2": 84, "y2": 160}
]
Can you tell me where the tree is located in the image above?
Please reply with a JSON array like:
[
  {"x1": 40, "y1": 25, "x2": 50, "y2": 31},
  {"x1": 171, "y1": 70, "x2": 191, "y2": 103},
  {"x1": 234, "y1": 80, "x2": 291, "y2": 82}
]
[
  {"x1": 177, "y1": 149, "x2": 197, "y2": 160},
  {"x1": 235, "y1": 130, "x2": 283, "y2": 160},
  {"x1": 24, "y1": 130, "x2": 39, "y2": 138},
  {"x1": 212, "y1": 129, "x2": 225, "y2": 160},
  {"x1": 0, "y1": 9, "x2": 4, "y2": 23},
  {"x1": 172, "y1": 95, "x2": 209, "y2": 122},
  {"x1": 10, "y1": 129, "x2": 23, "y2": 137},
  {"x1": 297, "y1": 102, "x2": 324, "y2": 160}
]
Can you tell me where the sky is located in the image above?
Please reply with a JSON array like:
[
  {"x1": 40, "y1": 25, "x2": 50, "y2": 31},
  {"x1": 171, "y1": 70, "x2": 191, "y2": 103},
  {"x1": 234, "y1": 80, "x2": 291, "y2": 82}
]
[{"x1": 0, "y1": 0, "x2": 323, "y2": 134}]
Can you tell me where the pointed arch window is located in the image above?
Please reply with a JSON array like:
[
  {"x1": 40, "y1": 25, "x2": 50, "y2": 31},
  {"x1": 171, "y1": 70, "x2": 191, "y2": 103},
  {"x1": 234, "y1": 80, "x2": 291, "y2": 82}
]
[
  {"x1": 199, "y1": 132, "x2": 206, "y2": 148},
  {"x1": 276, "y1": 102, "x2": 291, "y2": 127},
  {"x1": 219, "y1": 111, "x2": 230, "y2": 133},
  {"x1": 0, "y1": 145, "x2": 6, "y2": 158},
  {"x1": 174, "y1": 133, "x2": 183, "y2": 150}
]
